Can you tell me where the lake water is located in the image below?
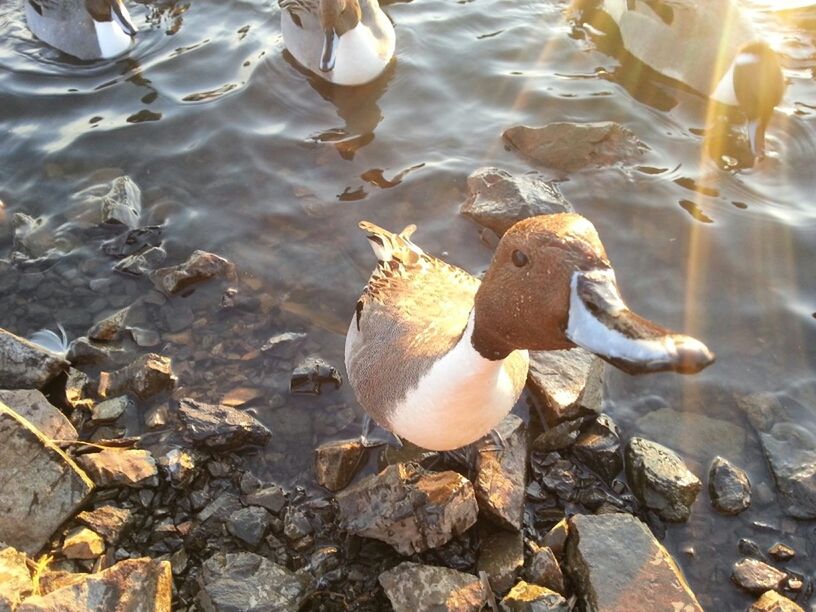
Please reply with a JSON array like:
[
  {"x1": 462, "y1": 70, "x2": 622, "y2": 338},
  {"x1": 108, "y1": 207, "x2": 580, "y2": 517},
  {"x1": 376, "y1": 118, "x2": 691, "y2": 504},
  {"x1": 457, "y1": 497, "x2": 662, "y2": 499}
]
[{"x1": 1, "y1": 0, "x2": 815, "y2": 608}]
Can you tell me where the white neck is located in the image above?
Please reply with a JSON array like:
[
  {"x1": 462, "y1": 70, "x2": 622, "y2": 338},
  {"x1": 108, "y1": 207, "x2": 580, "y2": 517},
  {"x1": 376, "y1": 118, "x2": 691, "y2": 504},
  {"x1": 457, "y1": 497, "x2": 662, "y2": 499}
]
[
  {"x1": 93, "y1": 20, "x2": 132, "y2": 59},
  {"x1": 330, "y1": 22, "x2": 394, "y2": 86},
  {"x1": 712, "y1": 50, "x2": 761, "y2": 106}
]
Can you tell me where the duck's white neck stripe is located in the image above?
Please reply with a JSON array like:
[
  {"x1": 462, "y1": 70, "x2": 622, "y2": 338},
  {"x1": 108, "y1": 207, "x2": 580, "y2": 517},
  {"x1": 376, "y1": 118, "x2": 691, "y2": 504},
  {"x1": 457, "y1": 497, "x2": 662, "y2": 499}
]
[
  {"x1": 711, "y1": 61, "x2": 738, "y2": 106},
  {"x1": 93, "y1": 19, "x2": 132, "y2": 59}
]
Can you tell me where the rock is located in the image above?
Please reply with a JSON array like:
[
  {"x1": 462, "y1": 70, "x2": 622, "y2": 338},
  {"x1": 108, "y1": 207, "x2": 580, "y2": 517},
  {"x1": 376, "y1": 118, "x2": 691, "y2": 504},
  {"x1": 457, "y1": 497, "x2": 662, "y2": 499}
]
[
  {"x1": 526, "y1": 543, "x2": 565, "y2": 594},
  {"x1": 542, "y1": 519, "x2": 569, "y2": 557},
  {"x1": 176, "y1": 397, "x2": 271, "y2": 451},
  {"x1": 89, "y1": 307, "x2": 132, "y2": 342},
  {"x1": 739, "y1": 393, "x2": 816, "y2": 519},
  {"x1": 77, "y1": 448, "x2": 158, "y2": 488},
  {"x1": 474, "y1": 415, "x2": 526, "y2": 530},
  {"x1": 260, "y1": 332, "x2": 307, "y2": 355},
  {"x1": 102, "y1": 225, "x2": 163, "y2": 258},
  {"x1": 244, "y1": 485, "x2": 287, "y2": 514},
  {"x1": 732, "y1": 558, "x2": 787, "y2": 594},
  {"x1": 114, "y1": 246, "x2": 167, "y2": 276},
  {"x1": 150, "y1": 250, "x2": 236, "y2": 295},
  {"x1": 527, "y1": 350, "x2": 603, "y2": 426},
  {"x1": 77, "y1": 505, "x2": 134, "y2": 544},
  {"x1": 533, "y1": 419, "x2": 584, "y2": 452},
  {"x1": 768, "y1": 543, "x2": 795, "y2": 562},
  {"x1": 17, "y1": 557, "x2": 171, "y2": 611},
  {"x1": 460, "y1": 167, "x2": 573, "y2": 236},
  {"x1": 378, "y1": 441, "x2": 439, "y2": 470},
  {"x1": 283, "y1": 507, "x2": 314, "y2": 540},
  {"x1": 91, "y1": 396, "x2": 133, "y2": 423},
  {"x1": 0, "y1": 401, "x2": 93, "y2": 554},
  {"x1": 625, "y1": 437, "x2": 701, "y2": 522},
  {"x1": 0, "y1": 546, "x2": 32, "y2": 610},
  {"x1": 336, "y1": 463, "x2": 478, "y2": 555},
  {"x1": 66, "y1": 337, "x2": 127, "y2": 367},
  {"x1": 62, "y1": 527, "x2": 105, "y2": 559},
  {"x1": 64, "y1": 368, "x2": 91, "y2": 409},
  {"x1": 478, "y1": 530, "x2": 524, "y2": 594},
  {"x1": 572, "y1": 415, "x2": 622, "y2": 484},
  {"x1": 159, "y1": 447, "x2": 199, "y2": 486},
  {"x1": 227, "y1": 507, "x2": 271, "y2": 547},
  {"x1": 36, "y1": 571, "x2": 85, "y2": 596},
  {"x1": 565, "y1": 513, "x2": 702, "y2": 611},
  {"x1": 196, "y1": 552, "x2": 307, "y2": 612},
  {"x1": 314, "y1": 438, "x2": 366, "y2": 491},
  {"x1": 708, "y1": 456, "x2": 751, "y2": 515},
  {"x1": 129, "y1": 328, "x2": 160, "y2": 348},
  {"x1": 0, "y1": 328, "x2": 68, "y2": 389},
  {"x1": 91, "y1": 176, "x2": 142, "y2": 228},
  {"x1": 99, "y1": 354, "x2": 175, "y2": 400},
  {"x1": 290, "y1": 357, "x2": 342, "y2": 394},
  {"x1": 379, "y1": 562, "x2": 486, "y2": 612},
  {"x1": 0, "y1": 389, "x2": 77, "y2": 440},
  {"x1": 500, "y1": 581, "x2": 569, "y2": 612},
  {"x1": 748, "y1": 590, "x2": 805, "y2": 612},
  {"x1": 502, "y1": 122, "x2": 645, "y2": 172}
]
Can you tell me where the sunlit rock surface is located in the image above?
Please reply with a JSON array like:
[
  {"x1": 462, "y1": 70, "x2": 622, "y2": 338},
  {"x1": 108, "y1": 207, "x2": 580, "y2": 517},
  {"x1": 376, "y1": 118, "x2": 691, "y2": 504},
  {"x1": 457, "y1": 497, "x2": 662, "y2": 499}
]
[
  {"x1": 379, "y1": 562, "x2": 486, "y2": 612},
  {"x1": 0, "y1": 546, "x2": 32, "y2": 610},
  {"x1": 0, "y1": 389, "x2": 76, "y2": 440},
  {"x1": 177, "y1": 397, "x2": 271, "y2": 451},
  {"x1": 748, "y1": 590, "x2": 805, "y2": 612},
  {"x1": 76, "y1": 448, "x2": 159, "y2": 488},
  {"x1": 99, "y1": 353, "x2": 176, "y2": 400},
  {"x1": 500, "y1": 581, "x2": 569, "y2": 612},
  {"x1": 731, "y1": 558, "x2": 787, "y2": 594},
  {"x1": 150, "y1": 250, "x2": 236, "y2": 295},
  {"x1": 0, "y1": 328, "x2": 68, "y2": 389},
  {"x1": 314, "y1": 438, "x2": 366, "y2": 491},
  {"x1": 527, "y1": 349, "x2": 603, "y2": 426},
  {"x1": 474, "y1": 414, "x2": 526, "y2": 530},
  {"x1": 477, "y1": 530, "x2": 524, "y2": 594}
]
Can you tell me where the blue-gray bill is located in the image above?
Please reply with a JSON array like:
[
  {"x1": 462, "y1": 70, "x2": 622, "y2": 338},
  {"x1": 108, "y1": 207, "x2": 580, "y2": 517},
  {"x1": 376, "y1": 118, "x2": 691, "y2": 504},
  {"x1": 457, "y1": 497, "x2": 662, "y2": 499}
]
[{"x1": 320, "y1": 30, "x2": 339, "y2": 72}]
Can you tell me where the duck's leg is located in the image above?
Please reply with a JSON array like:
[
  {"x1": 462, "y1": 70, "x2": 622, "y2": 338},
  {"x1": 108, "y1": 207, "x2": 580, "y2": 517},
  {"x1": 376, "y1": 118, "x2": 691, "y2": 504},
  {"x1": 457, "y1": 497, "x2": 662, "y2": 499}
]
[{"x1": 359, "y1": 414, "x2": 403, "y2": 448}]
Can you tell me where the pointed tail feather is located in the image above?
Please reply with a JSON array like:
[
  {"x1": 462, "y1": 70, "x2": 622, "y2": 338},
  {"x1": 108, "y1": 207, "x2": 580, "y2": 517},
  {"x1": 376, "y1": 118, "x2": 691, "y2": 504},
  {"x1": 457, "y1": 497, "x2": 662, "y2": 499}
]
[{"x1": 358, "y1": 220, "x2": 424, "y2": 262}]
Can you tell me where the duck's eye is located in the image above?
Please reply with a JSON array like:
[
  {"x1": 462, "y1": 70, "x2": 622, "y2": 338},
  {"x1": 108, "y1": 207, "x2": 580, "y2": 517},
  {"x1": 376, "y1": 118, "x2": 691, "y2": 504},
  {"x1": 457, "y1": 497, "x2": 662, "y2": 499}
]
[{"x1": 511, "y1": 250, "x2": 529, "y2": 267}]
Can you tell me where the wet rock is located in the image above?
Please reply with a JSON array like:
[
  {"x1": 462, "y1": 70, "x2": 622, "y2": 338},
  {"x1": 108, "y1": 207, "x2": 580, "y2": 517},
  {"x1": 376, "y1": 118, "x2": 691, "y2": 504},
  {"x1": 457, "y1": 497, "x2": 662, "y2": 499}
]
[
  {"x1": 90, "y1": 176, "x2": 142, "y2": 228},
  {"x1": 708, "y1": 456, "x2": 751, "y2": 515},
  {"x1": 572, "y1": 415, "x2": 622, "y2": 484},
  {"x1": 196, "y1": 551, "x2": 307, "y2": 612},
  {"x1": 102, "y1": 225, "x2": 163, "y2": 258},
  {"x1": 17, "y1": 557, "x2": 171, "y2": 611},
  {"x1": 177, "y1": 397, "x2": 271, "y2": 451},
  {"x1": 768, "y1": 543, "x2": 795, "y2": 562},
  {"x1": 0, "y1": 546, "x2": 32, "y2": 610},
  {"x1": 732, "y1": 558, "x2": 787, "y2": 594},
  {"x1": 227, "y1": 506, "x2": 272, "y2": 547},
  {"x1": 99, "y1": 353, "x2": 175, "y2": 400},
  {"x1": 66, "y1": 336, "x2": 127, "y2": 367},
  {"x1": 260, "y1": 332, "x2": 307, "y2": 354},
  {"x1": 244, "y1": 484, "x2": 287, "y2": 514},
  {"x1": 500, "y1": 581, "x2": 569, "y2": 612},
  {"x1": 89, "y1": 307, "x2": 132, "y2": 342},
  {"x1": 625, "y1": 437, "x2": 701, "y2": 522},
  {"x1": 129, "y1": 328, "x2": 160, "y2": 348},
  {"x1": 150, "y1": 250, "x2": 236, "y2": 295},
  {"x1": 336, "y1": 463, "x2": 478, "y2": 555},
  {"x1": 748, "y1": 590, "x2": 805, "y2": 612},
  {"x1": 478, "y1": 530, "x2": 524, "y2": 593},
  {"x1": 460, "y1": 167, "x2": 573, "y2": 236},
  {"x1": 527, "y1": 349, "x2": 603, "y2": 426},
  {"x1": 379, "y1": 562, "x2": 486, "y2": 612},
  {"x1": 503, "y1": 122, "x2": 645, "y2": 172},
  {"x1": 533, "y1": 419, "x2": 584, "y2": 452},
  {"x1": 77, "y1": 505, "x2": 133, "y2": 544},
  {"x1": 91, "y1": 396, "x2": 133, "y2": 423},
  {"x1": 62, "y1": 526, "x2": 105, "y2": 559},
  {"x1": 474, "y1": 414, "x2": 526, "y2": 530},
  {"x1": 314, "y1": 438, "x2": 366, "y2": 491},
  {"x1": 526, "y1": 543, "x2": 565, "y2": 594},
  {"x1": 566, "y1": 513, "x2": 702, "y2": 611},
  {"x1": 0, "y1": 402, "x2": 93, "y2": 554},
  {"x1": 542, "y1": 519, "x2": 569, "y2": 556},
  {"x1": 0, "y1": 389, "x2": 77, "y2": 440},
  {"x1": 11, "y1": 213, "x2": 51, "y2": 259},
  {"x1": 76, "y1": 448, "x2": 158, "y2": 488},
  {"x1": 114, "y1": 246, "x2": 167, "y2": 276},
  {"x1": 0, "y1": 328, "x2": 68, "y2": 389},
  {"x1": 290, "y1": 357, "x2": 342, "y2": 394},
  {"x1": 739, "y1": 393, "x2": 816, "y2": 519}
]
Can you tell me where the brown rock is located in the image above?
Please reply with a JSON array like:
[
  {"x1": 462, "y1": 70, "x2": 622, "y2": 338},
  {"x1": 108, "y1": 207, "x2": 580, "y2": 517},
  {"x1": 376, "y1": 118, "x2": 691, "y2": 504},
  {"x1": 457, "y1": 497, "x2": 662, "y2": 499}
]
[
  {"x1": 0, "y1": 328, "x2": 68, "y2": 389},
  {"x1": 478, "y1": 530, "x2": 524, "y2": 594},
  {"x1": 542, "y1": 519, "x2": 569, "y2": 556},
  {"x1": 379, "y1": 562, "x2": 486, "y2": 612},
  {"x1": 474, "y1": 415, "x2": 526, "y2": 530},
  {"x1": 526, "y1": 543, "x2": 565, "y2": 594},
  {"x1": 64, "y1": 368, "x2": 91, "y2": 409},
  {"x1": 89, "y1": 307, "x2": 132, "y2": 342},
  {"x1": 77, "y1": 505, "x2": 134, "y2": 544},
  {"x1": 500, "y1": 581, "x2": 569, "y2": 611},
  {"x1": 732, "y1": 558, "x2": 787, "y2": 594},
  {"x1": 62, "y1": 527, "x2": 105, "y2": 559},
  {"x1": 150, "y1": 250, "x2": 236, "y2": 295},
  {"x1": 527, "y1": 349, "x2": 603, "y2": 426},
  {"x1": 748, "y1": 590, "x2": 805, "y2": 612},
  {"x1": 0, "y1": 389, "x2": 77, "y2": 440},
  {"x1": 176, "y1": 397, "x2": 271, "y2": 451},
  {"x1": 314, "y1": 439, "x2": 366, "y2": 491},
  {"x1": 768, "y1": 543, "x2": 795, "y2": 562},
  {"x1": 0, "y1": 546, "x2": 32, "y2": 610},
  {"x1": 99, "y1": 354, "x2": 175, "y2": 400},
  {"x1": 76, "y1": 448, "x2": 158, "y2": 488}
]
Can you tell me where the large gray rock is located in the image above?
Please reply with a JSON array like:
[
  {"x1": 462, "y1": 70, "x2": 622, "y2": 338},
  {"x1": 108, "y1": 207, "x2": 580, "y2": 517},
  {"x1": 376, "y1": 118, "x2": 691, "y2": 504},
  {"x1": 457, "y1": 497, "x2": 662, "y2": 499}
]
[
  {"x1": 379, "y1": 562, "x2": 486, "y2": 612},
  {"x1": 177, "y1": 398, "x2": 271, "y2": 451},
  {"x1": 0, "y1": 328, "x2": 68, "y2": 389},
  {"x1": 0, "y1": 401, "x2": 93, "y2": 554},
  {"x1": 565, "y1": 513, "x2": 702, "y2": 611},
  {"x1": 474, "y1": 415, "x2": 526, "y2": 530},
  {"x1": 625, "y1": 437, "x2": 701, "y2": 522},
  {"x1": 17, "y1": 558, "x2": 171, "y2": 611},
  {"x1": 150, "y1": 250, "x2": 236, "y2": 295},
  {"x1": 460, "y1": 167, "x2": 573, "y2": 236},
  {"x1": 500, "y1": 581, "x2": 569, "y2": 612},
  {"x1": 739, "y1": 393, "x2": 816, "y2": 519},
  {"x1": 0, "y1": 546, "x2": 32, "y2": 610},
  {"x1": 336, "y1": 463, "x2": 478, "y2": 555},
  {"x1": 0, "y1": 389, "x2": 76, "y2": 440},
  {"x1": 314, "y1": 438, "x2": 366, "y2": 491},
  {"x1": 708, "y1": 456, "x2": 751, "y2": 515},
  {"x1": 76, "y1": 448, "x2": 158, "y2": 488},
  {"x1": 196, "y1": 552, "x2": 307, "y2": 612},
  {"x1": 99, "y1": 354, "x2": 176, "y2": 400},
  {"x1": 503, "y1": 122, "x2": 646, "y2": 172},
  {"x1": 732, "y1": 558, "x2": 787, "y2": 594},
  {"x1": 527, "y1": 350, "x2": 603, "y2": 426}
]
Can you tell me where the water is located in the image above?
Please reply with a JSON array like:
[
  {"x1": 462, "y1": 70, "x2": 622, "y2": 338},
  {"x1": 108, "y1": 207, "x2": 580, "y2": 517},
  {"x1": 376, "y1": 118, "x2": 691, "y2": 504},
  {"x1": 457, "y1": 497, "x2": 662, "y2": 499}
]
[{"x1": 1, "y1": 0, "x2": 815, "y2": 608}]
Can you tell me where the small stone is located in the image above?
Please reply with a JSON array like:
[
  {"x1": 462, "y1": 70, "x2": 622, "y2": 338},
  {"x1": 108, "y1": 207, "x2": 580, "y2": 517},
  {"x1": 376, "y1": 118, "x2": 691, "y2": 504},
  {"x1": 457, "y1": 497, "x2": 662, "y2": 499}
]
[
  {"x1": 732, "y1": 558, "x2": 787, "y2": 594},
  {"x1": 99, "y1": 354, "x2": 175, "y2": 400},
  {"x1": 309, "y1": 546, "x2": 340, "y2": 576},
  {"x1": 379, "y1": 562, "x2": 486, "y2": 612},
  {"x1": 260, "y1": 332, "x2": 307, "y2": 354},
  {"x1": 474, "y1": 415, "x2": 526, "y2": 530},
  {"x1": 128, "y1": 328, "x2": 160, "y2": 348},
  {"x1": 102, "y1": 226, "x2": 162, "y2": 258},
  {"x1": 542, "y1": 519, "x2": 569, "y2": 557},
  {"x1": 572, "y1": 414, "x2": 622, "y2": 484},
  {"x1": 527, "y1": 349, "x2": 603, "y2": 426},
  {"x1": 708, "y1": 456, "x2": 751, "y2": 515},
  {"x1": 62, "y1": 527, "x2": 105, "y2": 559},
  {"x1": 0, "y1": 327, "x2": 68, "y2": 389},
  {"x1": 113, "y1": 246, "x2": 166, "y2": 276},
  {"x1": 227, "y1": 506, "x2": 272, "y2": 547},
  {"x1": 158, "y1": 448, "x2": 199, "y2": 486},
  {"x1": 625, "y1": 437, "x2": 701, "y2": 522},
  {"x1": 283, "y1": 507, "x2": 313, "y2": 540},
  {"x1": 500, "y1": 581, "x2": 569, "y2": 612},
  {"x1": 533, "y1": 419, "x2": 584, "y2": 453},
  {"x1": 245, "y1": 485, "x2": 287, "y2": 514},
  {"x1": 150, "y1": 250, "x2": 236, "y2": 295},
  {"x1": 290, "y1": 357, "x2": 342, "y2": 394},
  {"x1": 144, "y1": 405, "x2": 168, "y2": 428},
  {"x1": 77, "y1": 448, "x2": 158, "y2": 488},
  {"x1": 89, "y1": 307, "x2": 132, "y2": 342},
  {"x1": 0, "y1": 389, "x2": 77, "y2": 440},
  {"x1": 748, "y1": 590, "x2": 805, "y2": 612},
  {"x1": 478, "y1": 530, "x2": 524, "y2": 594},
  {"x1": 64, "y1": 368, "x2": 91, "y2": 409},
  {"x1": 96, "y1": 176, "x2": 142, "y2": 228},
  {"x1": 768, "y1": 543, "x2": 795, "y2": 562},
  {"x1": 66, "y1": 337, "x2": 126, "y2": 367},
  {"x1": 314, "y1": 438, "x2": 366, "y2": 491},
  {"x1": 76, "y1": 505, "x2": 134, "y2": 544},
  {"x1": 176, "y1": 397, "x2": 271, "y2": 451},
  {"x1": 0, "y1": 546, "x2": 32, "y2": 609},
  {"x1": 91, "y1": 396, "x2": 133, "y2": 423},
  {"x1": 526, "y1": 543, "x2": 565, "y2": 594}
]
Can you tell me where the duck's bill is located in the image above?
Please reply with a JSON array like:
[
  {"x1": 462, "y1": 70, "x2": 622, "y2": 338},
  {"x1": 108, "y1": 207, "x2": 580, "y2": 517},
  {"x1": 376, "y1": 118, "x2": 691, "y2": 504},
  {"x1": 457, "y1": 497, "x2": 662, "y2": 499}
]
[
  {"x1": 747, "y1": 119, "x2": 766, "y2": 159},
  {"x1": 565, "y1": 269, "x2": 715, "y2": 375},
  {"x1": 320, "y1": 29, "x2": 339, "y2": 72},
  {"x1": 111, "y1": 0, "x2": 137, "y2": 36}
]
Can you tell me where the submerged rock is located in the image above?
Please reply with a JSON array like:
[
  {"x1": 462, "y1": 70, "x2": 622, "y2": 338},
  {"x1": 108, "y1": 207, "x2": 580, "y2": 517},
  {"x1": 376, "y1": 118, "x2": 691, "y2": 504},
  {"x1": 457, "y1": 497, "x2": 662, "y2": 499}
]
[
  {"x1": 114, "y1": 246, "x2": 167, "y2": 277},
  {"x1": 84, "y1": 175, "x2": 142, "y2": 228},
  {"x1": 732, "y1": 558, "x2": 787, "y2": 594},
  {"x1": 0, "y1": 389, "x2": 77, "y2": 440},
  {"x1": 527, "y1": 349, "x2": 603, "y2": 426},
  {"x1": 336, "y1": 463, "x2": 478, "y2": 555},
  {"x1": 460, "y1": 167, "x2": 573, "y2": 236},
  {"x1": 0, "y1": 546, "x2": 32, "y2": 610},
  {"x1": 314, "y1": 438, "x2": 366, "y2": 491},
  {"x1": 748, "y1": 590, "x2": 805, "y2": 612},
  {"x1": 565, "y1": 513, "x2": 702, "y2": 611},
  {"x1": 150, "y1": 250, "x2": 236, "y2": 295},
  {"x1": 379, "y1": 562, "x2": 486, "y2": 612},
  {"x1": 77, "y1": 448, "x2": 158, "y2": 488},
  {"x1": 474, "y1": 414, "x2": 526, "y2": 530},
  {"x1": 62, "y1": 526, "x2": 105, "y2": 559},
  {"x1": 290, "y1": 357, "x2": 342, "y2": 395},
  {"x1": 99, "y1": 354, "x2": 175, "y2": 400},
  {"x1": 625, "y1": 437, "x2": 701, "y2": 522},
  {"x1": 572, "y1": 414, "x2": 622, "y2": 484},
  {"x1": 77, "y1": 505, "x2": 134, "y2": 544},
  {"x1": 177, "y1": 397, "x2": 271, "y2": 451},
  {"x1": 500, "y1": 581, "x2": 569, "y2": 612},
  {"x1": 0, "y1": 328, "x2": 68, "y2": 389},
  {"x1": 708, "y1": 456, "x2": 751, "y2": 515},
  {"x1": 0, "y1": 402, "x2": 93, "y2": 554},
  {"x1": 526, "y1": 542, "x2": 565, "y2": 595}
]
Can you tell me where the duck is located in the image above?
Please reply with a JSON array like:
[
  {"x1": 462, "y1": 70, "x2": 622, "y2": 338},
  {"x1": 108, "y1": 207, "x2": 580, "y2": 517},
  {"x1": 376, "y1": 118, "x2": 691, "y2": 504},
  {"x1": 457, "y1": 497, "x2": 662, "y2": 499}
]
[
  {"x1": 24, "y1": 0, "x2": 137, "y2": 61},
  {"x1": 344, "y1": 214, "x2": 715, "y2": 452},
  {"x1": 587, "y1": 0, "x2": 785, "y2": 157},
  {"x1": 280, "y1": 0, "x2": 395, "y2": 86}
]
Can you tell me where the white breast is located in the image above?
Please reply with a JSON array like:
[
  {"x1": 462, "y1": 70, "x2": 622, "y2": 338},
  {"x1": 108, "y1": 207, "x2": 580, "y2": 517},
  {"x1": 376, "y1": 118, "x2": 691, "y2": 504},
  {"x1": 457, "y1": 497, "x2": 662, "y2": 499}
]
[
  {"x1": 93, "y1": 20, "x2": 133, "y2": 59},
  {"x1": 331, "y1": 22, "x2": 394, "y2": 86}
]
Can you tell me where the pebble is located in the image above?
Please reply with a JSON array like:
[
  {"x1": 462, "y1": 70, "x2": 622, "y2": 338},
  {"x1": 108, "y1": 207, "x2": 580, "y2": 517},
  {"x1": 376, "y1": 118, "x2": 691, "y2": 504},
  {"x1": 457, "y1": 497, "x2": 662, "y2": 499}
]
[
  {"x1": 708, "y1": 456, "x2": 751, "y2": 515},
  {"x1": 732, "y1": 558, "x2": 787, "y2": 594}
]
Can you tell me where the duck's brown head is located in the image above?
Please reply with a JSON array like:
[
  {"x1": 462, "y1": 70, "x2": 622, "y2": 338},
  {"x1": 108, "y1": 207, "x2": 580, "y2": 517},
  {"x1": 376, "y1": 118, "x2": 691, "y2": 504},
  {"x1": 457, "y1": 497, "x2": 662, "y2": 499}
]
[{"x1": 318, "y1": 0, "x2": 361, "y2": 72}]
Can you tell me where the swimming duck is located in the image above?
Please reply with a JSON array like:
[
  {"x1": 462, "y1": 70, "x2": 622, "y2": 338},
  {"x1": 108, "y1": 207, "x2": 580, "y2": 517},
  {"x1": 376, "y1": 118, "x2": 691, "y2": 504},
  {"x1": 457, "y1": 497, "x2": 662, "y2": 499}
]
[
  {"x1": 280, "y1": 0, "x2": 395, "y2": 86},
  {"x1": 592, "y1": 0, "x2": 785, "y2": 157},
  {"x1": 24, "y1": 0, "x2": 137, "y2": 61},
  {"x1": 344, "y1": 214, "x2": 715, "y2": 451}
]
